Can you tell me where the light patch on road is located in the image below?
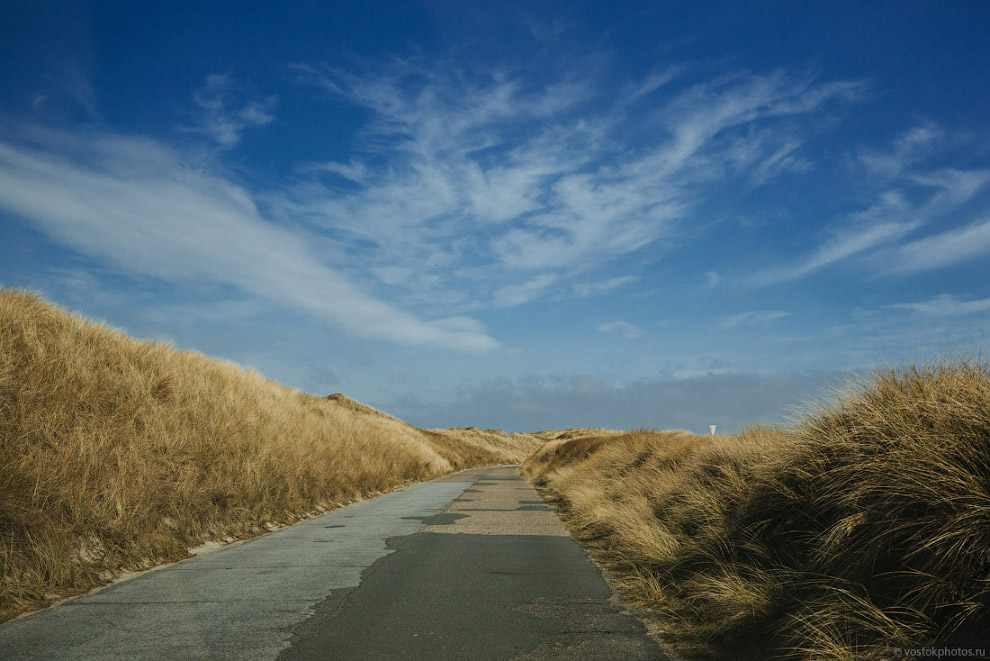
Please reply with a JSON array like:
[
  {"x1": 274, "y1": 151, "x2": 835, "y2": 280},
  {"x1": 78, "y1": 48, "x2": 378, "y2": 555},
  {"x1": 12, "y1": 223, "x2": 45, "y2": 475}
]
[{"x1": 422, "y1": 466, "x2": 569, "y2": 536}]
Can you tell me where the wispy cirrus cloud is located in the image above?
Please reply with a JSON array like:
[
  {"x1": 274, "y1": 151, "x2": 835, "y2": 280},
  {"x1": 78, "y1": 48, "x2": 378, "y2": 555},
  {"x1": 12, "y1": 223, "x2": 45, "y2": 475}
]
[
  {"x1": 718, "y1": 310, "x2": 791, "y2": 329},
  {"x1": 0, "y1": 131, "x2": 498, "y2": 352},
  {"x1": 598, "y1": 320, "x2": 645, "y2": 339},
  {"x1": 888, "y1": 293, "x2": 990, "y2": 316},
  {"x1": 887, "y1": 218, "x2": 990, "y2": 275},
  {"x1": 858, "y1": 123, "x2": 943, "y2": 180},
  {"x1": 750, "y1": 204, "x2": 919, "y2": 286},
  {"x1": 750, "y1": 123, "x2": 990, "y2": 287},
  {"x1": 572, "y1": 275, "x2": 638, "y2": 298},
  {"x1": 189, "y1": 74, "x2": 276, "y2": 147},
  {"x1": 284, "y1": 61, "x2": 864, "y2": 309},
  {"x1": 1, "y1": 60, "x2": 875, "y2": 351},
  {"x1": 493, "y1": 274, "x2": 558, "y2": 307}
]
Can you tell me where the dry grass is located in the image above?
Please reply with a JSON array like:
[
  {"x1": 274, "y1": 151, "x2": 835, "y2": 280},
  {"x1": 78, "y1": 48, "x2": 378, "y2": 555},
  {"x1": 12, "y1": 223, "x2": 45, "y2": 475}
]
[
  {"x1": 523, "y1": 362, "x2": 990, "y2": 659},
  {"x1": 0, "y1": 289, "x2": 542, "y2": 622}
]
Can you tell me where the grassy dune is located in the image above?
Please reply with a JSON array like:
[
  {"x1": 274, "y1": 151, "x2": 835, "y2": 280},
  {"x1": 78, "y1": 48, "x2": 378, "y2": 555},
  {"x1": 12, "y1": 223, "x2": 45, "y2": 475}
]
[
  {"x1": 523, "y1": 363, "x2": 990, "y2": 658},
  {"x1": 0, "y1": 289, "x2": 542, "y2": 622}
]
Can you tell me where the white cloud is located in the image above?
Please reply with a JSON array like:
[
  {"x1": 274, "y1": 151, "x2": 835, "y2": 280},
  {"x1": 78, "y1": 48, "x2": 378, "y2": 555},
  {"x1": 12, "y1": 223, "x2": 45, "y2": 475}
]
[
  {"x1": 597, "y1": 320, "x2": 645, "y2": 339},
  {"x1": 909, "y1": 168, "x2": 990, "y2": 211},
  {"x1": 751, "y1": 216, "x2": 918, "y2": 286},
  {"x1": 654, "y1": 74, "x2": 863, "y2": 177},
  {"x1": 493, "y1": 274, "x2": 558, "y2": 307},
  {"x1": 888, "y1": 294, "x2": 990, "y2": 316},
  {"x1": 889, "y1": 218, "x2": 990, "y2": 274},
  {"x1": 189, "y1": 74, "x2": 276, "y2": 147},
  {"x1": 748, "y1": 136, "x2": 810, "y2": 185},
  {"x1": 859, "y1": 123, "x2": 943, "y2": 180},
  {"x1": 718, "y1": 310, "x2": 791, "y2": 329},
  {"x1": 750, "y1": 166, "x2": 990, "y2": 286},
  {"x1": 747, "y1": 117, "x2": 990, "y2": 288},
  {"x1": 305, "y1": 160, "x2": 371, "y2": 183},
  {"x1": 572, "y1": 275, "x2": 638, "y2": 297},
  {"x1": 0, "y1": 132, "x2": 498, "y2": 352},
  {"x1": 620, "y1": 67, "x2": 683, "y2": 104},
  {"x1": 5, "y1": 60, "x2": 876, "y2": 351},
  {"x1": 284, "y1": 62, "x2": 863, "y2": 308}
]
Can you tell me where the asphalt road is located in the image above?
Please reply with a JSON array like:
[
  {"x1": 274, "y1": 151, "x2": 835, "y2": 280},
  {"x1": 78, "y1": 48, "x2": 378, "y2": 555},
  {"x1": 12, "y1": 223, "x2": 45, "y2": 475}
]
[{"x1": 0, "y1": 466, "x2": 666, "y2": 660}]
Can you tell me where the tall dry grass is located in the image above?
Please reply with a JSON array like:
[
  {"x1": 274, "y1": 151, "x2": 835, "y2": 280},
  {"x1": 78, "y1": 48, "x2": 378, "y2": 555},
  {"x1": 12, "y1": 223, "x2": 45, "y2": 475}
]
[
  {"x1": 0, "y1": 289, "x2": 541, "y2": 622},
  {"x1": 523, "y1": 362, "x2": 990, "y2": 659}
]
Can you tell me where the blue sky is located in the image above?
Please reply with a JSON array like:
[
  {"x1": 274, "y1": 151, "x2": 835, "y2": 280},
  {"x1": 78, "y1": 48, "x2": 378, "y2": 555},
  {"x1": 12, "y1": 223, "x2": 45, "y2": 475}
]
[{"x1": 2, "y1": 1, "x2": 990, "y2": 433}]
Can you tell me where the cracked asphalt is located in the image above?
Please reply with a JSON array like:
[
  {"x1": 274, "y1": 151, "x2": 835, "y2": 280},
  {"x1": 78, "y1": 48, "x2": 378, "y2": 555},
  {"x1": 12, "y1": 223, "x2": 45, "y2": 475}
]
[{"x1": 0, "y1": 466, "x2": 666, "y2": 660}]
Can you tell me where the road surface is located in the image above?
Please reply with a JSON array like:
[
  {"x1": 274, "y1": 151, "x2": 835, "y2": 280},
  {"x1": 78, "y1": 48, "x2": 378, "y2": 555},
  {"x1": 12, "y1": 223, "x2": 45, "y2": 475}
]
[{"x1": 0, "y1": 466, "x2": 666, "y2": 660}]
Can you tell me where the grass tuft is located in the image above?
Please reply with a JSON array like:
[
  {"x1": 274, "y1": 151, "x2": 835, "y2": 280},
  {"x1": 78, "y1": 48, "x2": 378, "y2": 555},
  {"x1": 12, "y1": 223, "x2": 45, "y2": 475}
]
[{"x1": 523, "y1": 361, "x2": 990, "y2": 658}]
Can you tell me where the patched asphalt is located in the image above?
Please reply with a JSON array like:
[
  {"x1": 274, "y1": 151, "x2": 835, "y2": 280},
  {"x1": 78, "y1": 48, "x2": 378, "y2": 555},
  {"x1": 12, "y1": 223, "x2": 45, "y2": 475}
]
[{"x1": 0, "y1": 466, "x2": 666, "y2": 660}]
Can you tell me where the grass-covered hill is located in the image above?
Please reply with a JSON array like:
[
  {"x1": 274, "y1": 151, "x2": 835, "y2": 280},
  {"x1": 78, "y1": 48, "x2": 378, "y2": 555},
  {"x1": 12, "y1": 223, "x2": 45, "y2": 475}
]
[
  {"x1": 524, "y1": 363, "x2": 990, "y2": 659},
  {"x1": 0, "y1": 289, "x2": 543, "y2": 622}
]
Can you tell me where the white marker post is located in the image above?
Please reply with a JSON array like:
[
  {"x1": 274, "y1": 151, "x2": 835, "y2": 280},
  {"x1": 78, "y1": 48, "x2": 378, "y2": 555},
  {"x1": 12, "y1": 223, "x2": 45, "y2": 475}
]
[{"x1": 709, "y1": 424, "x2": 716, "y2": 436}]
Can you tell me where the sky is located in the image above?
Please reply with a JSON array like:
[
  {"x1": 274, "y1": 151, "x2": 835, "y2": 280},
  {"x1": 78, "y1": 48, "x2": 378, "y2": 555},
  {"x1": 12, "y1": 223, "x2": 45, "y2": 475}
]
[{"x1": 2, "y1": 1, "x2": 990, "y2": 433}]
